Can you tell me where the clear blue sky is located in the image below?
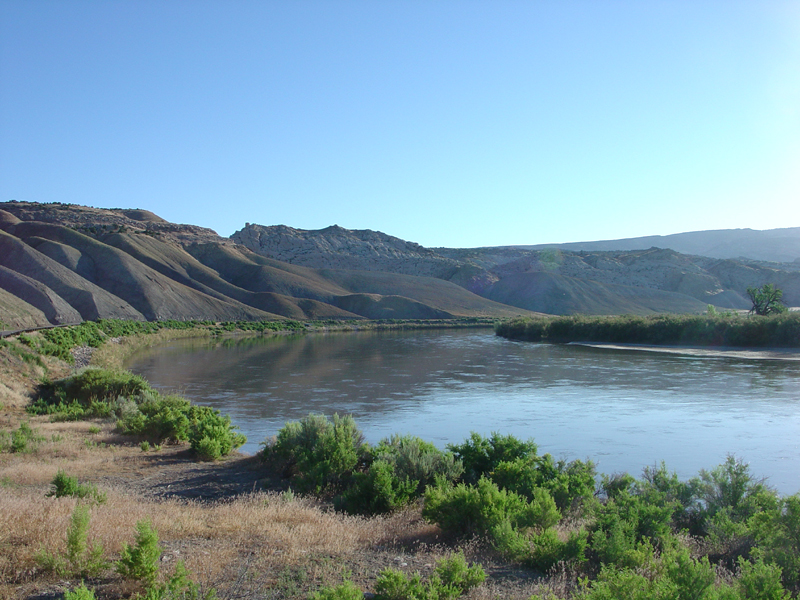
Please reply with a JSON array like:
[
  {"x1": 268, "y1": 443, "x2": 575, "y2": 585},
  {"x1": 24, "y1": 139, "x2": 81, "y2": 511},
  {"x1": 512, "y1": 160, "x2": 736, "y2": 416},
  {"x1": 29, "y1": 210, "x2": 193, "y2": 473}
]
[{"x1": 1, "y1": 1, "x2": 798, "y2": 248}]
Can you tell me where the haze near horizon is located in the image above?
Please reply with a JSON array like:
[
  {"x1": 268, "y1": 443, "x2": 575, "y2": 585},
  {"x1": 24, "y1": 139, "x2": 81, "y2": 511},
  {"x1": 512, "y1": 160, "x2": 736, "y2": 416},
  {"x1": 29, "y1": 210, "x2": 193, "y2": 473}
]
[{"x1": 1, "y1": 1, "x2": 798, "y2": 248}]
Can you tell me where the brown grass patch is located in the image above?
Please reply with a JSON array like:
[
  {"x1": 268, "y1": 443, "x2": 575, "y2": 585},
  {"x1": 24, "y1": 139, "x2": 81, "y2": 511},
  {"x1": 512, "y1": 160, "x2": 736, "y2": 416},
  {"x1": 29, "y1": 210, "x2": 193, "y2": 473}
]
[{"x1": 0, "y1": 484, "x2": 446, "y2": 597}]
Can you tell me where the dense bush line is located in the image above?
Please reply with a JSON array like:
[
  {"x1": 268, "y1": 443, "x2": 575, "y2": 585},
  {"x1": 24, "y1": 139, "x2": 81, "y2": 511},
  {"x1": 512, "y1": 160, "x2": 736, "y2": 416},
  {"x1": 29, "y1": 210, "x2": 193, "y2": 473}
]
[
  {"x1": 13, "y1": 318, "x2": 313, "y2": 364},
  {"x1": 263, "y1": 415, "x2": 800, "y2": 598},
  {"x1": 10, "y1": 317, "x2": 495, "y2": 365},
  {"x1": 16, "y1": 319, "x2": 212, "y2": 363},
  {"x1": 28, "y1": 368, "x2": 245, "y2": 460},
  {"x1": 495, "y1": 312, "x2": 800, "y2": 348}
]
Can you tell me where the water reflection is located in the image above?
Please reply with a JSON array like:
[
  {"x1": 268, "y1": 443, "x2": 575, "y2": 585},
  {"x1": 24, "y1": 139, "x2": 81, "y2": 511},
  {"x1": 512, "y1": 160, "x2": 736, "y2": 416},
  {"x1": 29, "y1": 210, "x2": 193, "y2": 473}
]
[{"x1": 126, "y1": 329, "x2": 800, "y2": 494}]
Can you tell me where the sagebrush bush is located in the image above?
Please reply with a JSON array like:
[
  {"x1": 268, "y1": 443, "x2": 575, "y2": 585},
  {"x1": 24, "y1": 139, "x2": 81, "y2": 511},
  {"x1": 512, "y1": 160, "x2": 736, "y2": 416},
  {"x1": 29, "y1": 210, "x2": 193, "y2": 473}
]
[
  {"x1": 374, "y1": 435, "x2": 463, "y2": 492},
  {"x1": 492, "y1": 453, "x2": 596, "y2": 512},
  {"x1": 448, "y1": 431, "x2": 537, "y2": 485},
  {"x1": 268, "y1": 413, "x2": 367, "y2": 493},
  {"x1": 188, "y1": 407, "x2": 246, "y2": 461},
  {"x1": 422, "y1": 476, "x2": 560, "y2": 536},
  {"x1": 336, "y1": 434, "x2": 463, "y2": 515}
]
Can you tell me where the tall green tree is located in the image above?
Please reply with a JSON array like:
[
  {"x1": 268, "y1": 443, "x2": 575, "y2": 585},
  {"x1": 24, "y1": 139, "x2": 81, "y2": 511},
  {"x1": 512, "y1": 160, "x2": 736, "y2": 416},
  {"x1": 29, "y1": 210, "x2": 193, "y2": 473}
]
[{"x1": 747, "y1": 284, "x2": 787, "y2": 316}]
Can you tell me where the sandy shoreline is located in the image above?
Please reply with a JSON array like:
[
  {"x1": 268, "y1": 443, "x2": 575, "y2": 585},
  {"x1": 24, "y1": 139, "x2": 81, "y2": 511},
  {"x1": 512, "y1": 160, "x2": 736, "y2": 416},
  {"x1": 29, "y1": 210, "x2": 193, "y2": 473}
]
[{"x1": 570, "y1": 341, "x2": 800, "y2": 361}]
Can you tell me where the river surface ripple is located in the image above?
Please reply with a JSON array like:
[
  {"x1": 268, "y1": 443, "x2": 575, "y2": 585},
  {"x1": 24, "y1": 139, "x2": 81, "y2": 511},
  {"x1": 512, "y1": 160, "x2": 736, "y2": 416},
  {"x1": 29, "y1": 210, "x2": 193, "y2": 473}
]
[{"x1": 125, "y1": 329, "x2": 800, "y2": 495}]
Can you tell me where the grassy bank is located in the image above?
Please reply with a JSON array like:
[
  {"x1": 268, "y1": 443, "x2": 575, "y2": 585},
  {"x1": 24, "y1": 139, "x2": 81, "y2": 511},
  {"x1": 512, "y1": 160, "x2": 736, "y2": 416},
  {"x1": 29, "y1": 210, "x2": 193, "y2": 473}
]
[
  {"x1": 3, "y1": 318, "x2": 800, "y2": 599},
  {"x1": 495, "y1": 312, "x2": 800, "y2": 348}
]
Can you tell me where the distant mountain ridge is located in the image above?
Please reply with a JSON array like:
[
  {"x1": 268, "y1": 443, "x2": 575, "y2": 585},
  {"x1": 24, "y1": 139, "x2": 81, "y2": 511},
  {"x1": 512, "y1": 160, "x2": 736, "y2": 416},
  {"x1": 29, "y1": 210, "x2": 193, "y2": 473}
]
[{"x1": 521, "y1": 228, "x2": 800, "y2": 264}]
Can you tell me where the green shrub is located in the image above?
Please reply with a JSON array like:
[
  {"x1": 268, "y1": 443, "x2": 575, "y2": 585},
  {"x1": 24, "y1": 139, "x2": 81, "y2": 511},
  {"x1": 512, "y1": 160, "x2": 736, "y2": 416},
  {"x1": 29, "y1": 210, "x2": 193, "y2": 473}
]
[
  {"x1": 188, "y1": 406, "x2": 246, "y2": 460},
  {"x1": 268, "y1": 413, "x2": 367, "y2": 493},
  {"x1": 577, "y1": 564, "x2": 673, "y2": 600},
  {"x1": 47, "y1": 470, "x2": 106, "y2": 504},
  {"x1": 193, "y1": 436, "x2": 221, "y2": 461},
  {"x1": 447, "y1": 432, "x2": 537, "y2": 485},
  {"x1": 751, "y1": 494, "x2": 800, "y2": 590},
  {"x1": 694, "y1": 456, "x2": 777, "y2": 530},
  {"x1": 590, "y1": 489, "x2": 674, "y2": 568},
  {"x1": 132, "y1": 394, "x2": 192, "y2": 443},
  {"x1": 374, "y1": 553, "x2": 485, "y2": 600},
  {"x1": 64, "y1": 583, "x2": 97, "y2": 600},
  {"x1": 337, "y1": 459, "x2": 418, "y2": 515},
  {"x1": 36, "y1": 368, "x2": 151, "y2": 410},
  {"x1": 374, "y1": 569, "x2": 428, "y2": 600},
  {"x1": 2, "y1": 421, "x2": 45, "y2": 453},
  {"x1": 738, "y1": 558, "x2": 791, "y2": 600},
  {"x1": 639, "y1": 461, "x2": 698, "y2": 530},
  {"x1": 490, "y1": 520, "x2": 587, "y2": 571},
  {"x1": 139, "y1": 561, "x2": 216, "y2": 600},
  {"x1": 430, "y1": 552, "x2": 486, "y2": 595},
  {"x1": 1, "y1": 422, "x2": 45, "y2": 453},
  {"x1": 492, "y1": 454, "x2": 596, "y2": 512},
  {"x1": 36, "y1": 504, "x2": 108, "y2": 578},
  {"x1": 337, "y1": 435, "x2": 463, "y2": 515},
  {"x1": 309, "y1": 580, "x2": 364, "y2": 600},
  {"x1": 115, "y1": 391, "x2": 243, "y2": 458},
  {"x1": 422, "y1": 477, "x2": 560, "y2": 536},
  {"x1": 593, "y1": 479, "x2": 677, "y2": 538},
  {"x1": 117, "y1": 519, "x2": 160, "y2": 584},
  {"x1": 0, "y1": 338, "x2": 45, "y2": 366},
  {"x1": 662, "y1": 548, "x2": 717, "y2": 600}
]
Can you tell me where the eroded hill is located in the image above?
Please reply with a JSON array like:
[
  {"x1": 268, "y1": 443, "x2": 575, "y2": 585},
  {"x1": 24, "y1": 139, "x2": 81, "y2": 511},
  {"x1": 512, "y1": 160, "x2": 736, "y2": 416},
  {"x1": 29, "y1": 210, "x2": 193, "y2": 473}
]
[
  {"x1": 232, "y1": 223, "x2": 800, "y2": 316},
  {"x1": 0, "y1": 201, "x2": 527, "y2": 329}
]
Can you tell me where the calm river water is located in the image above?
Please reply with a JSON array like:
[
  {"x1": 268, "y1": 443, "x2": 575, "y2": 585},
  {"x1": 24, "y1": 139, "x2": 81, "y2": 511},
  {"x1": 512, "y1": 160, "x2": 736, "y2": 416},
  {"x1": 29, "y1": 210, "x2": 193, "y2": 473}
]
[{"x1": 125, "y1": 328, "x2": 800, "y2": 495}]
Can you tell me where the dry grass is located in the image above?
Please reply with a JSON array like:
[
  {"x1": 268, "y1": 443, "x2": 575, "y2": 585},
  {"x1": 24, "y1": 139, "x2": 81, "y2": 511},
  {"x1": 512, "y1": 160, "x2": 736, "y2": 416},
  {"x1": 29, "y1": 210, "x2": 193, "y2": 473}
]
[
  {"x1": 1, "y1": 487, "x2": 388, "y2": 571},
  {"x1": 0, "y1": 344, "x2": 67, "y2": 413},
  {"x1": 0, "y1": 475, "x2": 462, "y2": 599}
]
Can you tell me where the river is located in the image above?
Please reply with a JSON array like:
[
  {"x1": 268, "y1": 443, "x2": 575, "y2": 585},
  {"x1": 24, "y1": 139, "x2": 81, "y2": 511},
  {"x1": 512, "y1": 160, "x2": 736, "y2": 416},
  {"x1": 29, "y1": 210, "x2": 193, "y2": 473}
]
[{"x1": 125, "y1": 328, "x2": 800, "y2": 495}]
